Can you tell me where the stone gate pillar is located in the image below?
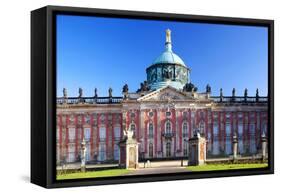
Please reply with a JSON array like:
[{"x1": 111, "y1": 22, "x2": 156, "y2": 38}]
[
  {"x1": 188, "y1": 132, "x2": 206, "y2": 166},
  {"x1": 119, "y1": 130, "x2": 139, "y2": 169}
]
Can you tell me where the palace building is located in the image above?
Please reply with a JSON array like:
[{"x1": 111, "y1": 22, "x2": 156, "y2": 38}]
[{"x1": 56, "y1": 29, "x2": 268, "y2": 164}]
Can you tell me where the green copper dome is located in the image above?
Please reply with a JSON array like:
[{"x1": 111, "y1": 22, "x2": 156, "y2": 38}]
[
  {"x1": 152, "y1": 29, "x2": 186, "y2": 66},
  {"x1": 146, "y1": 29, "x2": 190, "y2": 91},
  {"x1": 153, "y1": 51, "x2": 185, "y2": 66}
]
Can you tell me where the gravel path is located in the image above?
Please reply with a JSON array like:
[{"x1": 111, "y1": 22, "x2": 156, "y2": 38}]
[{"x1": 125, "y1": 166, "x2": 191, "y2": 175}]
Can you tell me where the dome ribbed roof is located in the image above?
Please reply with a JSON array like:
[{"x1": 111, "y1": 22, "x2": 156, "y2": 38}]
[{"x1": 153, "y1": 50, "x2": 185, "y2": 66}]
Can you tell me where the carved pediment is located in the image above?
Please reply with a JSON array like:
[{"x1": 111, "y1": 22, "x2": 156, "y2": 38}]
[{"x1": 137, "y1": 86, "x2": 192, "y2": 101}]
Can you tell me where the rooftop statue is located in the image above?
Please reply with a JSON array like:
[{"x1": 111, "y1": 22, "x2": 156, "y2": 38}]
[
  {"x1": 78, "y1": 88, "x2": 83, "y2": 98},
  {"x1": 166, "y1": 29, "x2": 171, "y2": 43},
  {"x1": 137, "y1": 81, "x2": 150, "y2": 92},
  {"x1": 94, "y1": 88, "x2": 98, "y2": 98},
  {"x1": 108, "y1": 87, "x2": 113, "y2": 98},
  {"x1": 122, "y1": 84, "x2": 129, "y2": 93},
  {"x1": 244, "y1": 88, "x2": 248, "y2": 97},
  {"x1": 232, "y1": 88, "x2": 236, "y2": 97},
  {"x1": 220, "y1": 88, "x2": 223, "y2": 102},
  {"x1": 183, "y1": 82, "x2": 198, "y2": 92},
  {"x1": 63, "y1": 88, "x2": 67, "y2": 98},
  {"x1": 206, "y1": 84, "x2": 211, "y2": 93}
]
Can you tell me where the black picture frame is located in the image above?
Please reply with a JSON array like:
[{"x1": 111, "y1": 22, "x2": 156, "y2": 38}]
[{"x1": 31, "y1": 5, "x2": 274, "y2": 188}]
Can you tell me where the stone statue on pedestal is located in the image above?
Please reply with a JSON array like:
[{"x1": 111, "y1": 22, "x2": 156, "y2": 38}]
[{"x1": 119, "y1": 127, "x2": 139, "y2": 169}]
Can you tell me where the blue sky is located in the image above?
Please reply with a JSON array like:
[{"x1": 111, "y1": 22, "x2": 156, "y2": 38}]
[{"x1": 56, "y1": 14, "x2": 268, "y2": 97}]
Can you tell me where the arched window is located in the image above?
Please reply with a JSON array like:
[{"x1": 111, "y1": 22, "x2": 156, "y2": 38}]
[
  {"x1": 182, "y1": 122, "x2": 188, "y2": 137},
  {"x1": 149, "y1": 143, "x2": 153, "y2": 158},
  {"x1": 165, "y1": 121, "x2": 171, "y2": 134},
  {"x1": 166, "y1": 142, "x2": 171, "y2": 157},
  {"x1": 148, "y1": 123, "x2": 153, "y2": 138}
]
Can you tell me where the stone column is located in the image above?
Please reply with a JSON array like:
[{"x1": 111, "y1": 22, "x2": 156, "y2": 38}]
[
  {"x1": 188, "y1": 132, "x2": 206, "y2": 166},
  {"x1": 157, "y1": 108, "x2": 161, "y2": 157},
  {"x1": 140, "y1": 110, "x2": 145, "y2": 153}
]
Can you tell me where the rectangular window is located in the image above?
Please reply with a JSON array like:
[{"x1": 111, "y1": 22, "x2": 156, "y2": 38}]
[
  {"x1": 213, "y1": 123, "x2": 219, "y2": 155},
  {"x1": 86, "y1": 143, "x2": 91, "y2": 161},
  {"x1": 225, "y1": 123, "x2": 231, "y2": 154},
  {"x1": 249, "y1": 123, "x2": 256, "y2": 153},
  {"x1": 84, "y1": 128, "x2": 91, "y2": 141},
  {"x1": 67, "y1": 144, "x2": 75, "y2": 163},
  {"x1": 99, "y1": 143, "x2": 106, "y2": 161},
  {"x1": 114, "y1": 127, "x2": 121, "y2": 140},
  {"x1": 99, "y1": 127, "x2": 106, "y2": 141},
  {"x1": 114, "y1": 144, "x2": 119, "y2": 160},
  {"x1": 68, "y1": 128, "x2": 76, "y2": 141},
  {"x1": 238, "y1": 123, "x2": 244, "y2": 154}
]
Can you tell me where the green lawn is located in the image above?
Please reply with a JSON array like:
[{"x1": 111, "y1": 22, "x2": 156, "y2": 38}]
[
  {"x1": 187, "y1": 163, "x2": 268, "y2": 172},
  {"x1": 57, "y1": 169, "x2": 131, "y2": 180}
]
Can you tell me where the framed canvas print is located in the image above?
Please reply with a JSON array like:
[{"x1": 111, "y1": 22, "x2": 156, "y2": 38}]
[{"x1": 31, "y1": 5, "x2": 274, "y2": 188}]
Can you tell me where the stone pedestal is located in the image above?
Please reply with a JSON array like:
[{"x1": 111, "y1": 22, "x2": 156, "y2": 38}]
[
  {"x1": 188, "y1": 133, "x2": 206, "y2": 166},
  {"x1": 119, "y1": 130, "x2": 139, "y2": 169}
]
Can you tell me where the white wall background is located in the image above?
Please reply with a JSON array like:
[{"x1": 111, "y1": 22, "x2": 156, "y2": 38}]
[{"x1": 0, "y1": 0, "x2": 279, "y2": 193}]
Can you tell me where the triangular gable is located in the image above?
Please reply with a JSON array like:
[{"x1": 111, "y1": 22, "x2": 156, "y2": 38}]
[{"x1": 137, "y1": 85, "x2": 191, "y2": 101}]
